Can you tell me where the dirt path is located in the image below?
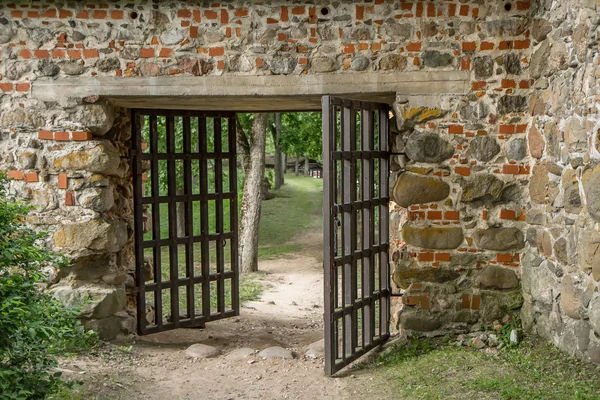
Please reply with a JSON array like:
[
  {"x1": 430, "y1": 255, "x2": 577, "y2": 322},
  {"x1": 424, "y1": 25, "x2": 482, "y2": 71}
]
[{"x1": 59, "y1": 228, "x2": 391, "y2": 400}]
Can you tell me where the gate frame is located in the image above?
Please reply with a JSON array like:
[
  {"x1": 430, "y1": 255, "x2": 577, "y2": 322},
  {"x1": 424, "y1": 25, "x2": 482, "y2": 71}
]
[
  {"x1": 131, "y1": 108, "x2": 240, "y2": 335},
  {"x1": 322, "y1": 96, "x2": 391, "y2": 376}
]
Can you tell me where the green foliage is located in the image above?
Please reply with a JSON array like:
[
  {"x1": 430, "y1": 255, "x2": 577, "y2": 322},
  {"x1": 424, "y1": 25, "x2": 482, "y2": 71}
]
[
  {"x1": 0, "y1": 174, "x2": 96, "y2": 399},
  {"x1": 279, "y1": 112, "x2": 322, "y2": 160}
]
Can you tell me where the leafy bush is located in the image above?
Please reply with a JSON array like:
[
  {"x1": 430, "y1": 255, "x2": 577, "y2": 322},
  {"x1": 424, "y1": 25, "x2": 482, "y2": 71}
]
[{"x1": 0, "y1": 174, "x2": 96, "y2": 399}]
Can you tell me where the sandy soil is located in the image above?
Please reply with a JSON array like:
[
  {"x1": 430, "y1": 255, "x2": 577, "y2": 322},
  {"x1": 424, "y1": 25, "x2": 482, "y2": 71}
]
[{"x1": 59, "y1": 231, "x2": 392, "y2": 400}]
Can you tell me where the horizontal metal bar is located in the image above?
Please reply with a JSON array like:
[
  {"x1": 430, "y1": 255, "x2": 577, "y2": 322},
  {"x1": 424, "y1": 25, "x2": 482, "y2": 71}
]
[
  {"x1": 332, "y1": 199, "x2": 389, "y2": 213},
  {"x1": 333, "y1": 245, "x2": 389, "y2": 267},
  {"x1": 141, "y1": 153, "x2": 235, "y2": 161},
  {"x1": 141, "y1": 271, "x2": 236, "y2": 291},
  {"x1": 331, "y1": 151, "x2": 389, "y2": 160},
  {"x1": 329, "y1": 97, "x2": 391, "y2": 111},
  {"x1": 142, "y1": 232, "x2": 235, "y2": 247},
  {"x1": 141, "y1": 193, "x2": 236, "y2": 204}
]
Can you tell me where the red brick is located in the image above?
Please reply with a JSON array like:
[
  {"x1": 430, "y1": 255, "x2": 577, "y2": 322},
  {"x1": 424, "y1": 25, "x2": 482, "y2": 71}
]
[
  {"x1": 190, "y1": 26, "x2": 199, "y2": 38},
  {"x1": 500, "y1": 209, "x2": 517, "y2": 219},
  {"x1": 420, "y1": 295, "x2": 431, "y2": 310},
  {"x1": 406, "y1": 42, "x2": 422, "y2": 51},
  {"x1": 58, "y1": 173, "x2": 68, "y2": 189},
  {"x1": 19, "y1": 49, "x2": 32, "y2": 59},
  {"x1": 471, "y1": 295, "x2": 481, "y2": 310},
  {"x1": 76, "y1": 10, "x2": 89, "y2": 19},
  {"x1": 209, "y1": 47, "x2": 224, "y2": 56},
  {"x1": 459, "y1": 5, "x2": 469, "y2": 16},
  {"x1": 356, "y1": 5, "x2": 364, "y2": 19},
  {"x1": 42, "y1": 9, "x2": 57, "y2": 18},
  {"x1": 291, "y1": 6, "x2": 305, "y2": 15},
  {"x1": 7, "y1": 170, "x2": 24, "y2": 180},
  {"x1": 482, "y1": 210, "x2": 488, "y2": 220},
  {"x1": 455, "y1": 167, "x2": 471, "y2": 176},
  {"x1": 462, "y1": 41, "x2": 476, "y2": 51},
  {"x1": 502, "y1": 165, "x2": 530, "y2": 175},
  {"x1": 418, "y1": 252, "x2": 434, "y2": 262},
  {"x1": 472, "y1": 81, "x2": 486, "y2": 90},
  {"x1": 435, "y1": 253, "x2": 451, "y2": 262},
  {"x1": 140, "y1": 48, "x2": 155, "y2": 58},
  {"x1": 448, "y1": 3, "x2": 456, "y2": 16},
  {"x1": 427, "y1": 211, "x2": 442, "y2": 220},
  {"x1": 59, "y1": 9, "x2": 73, "y2": 18},
  {"x1": 480, "y1": 41, "x2": 494, "y2": 50},
  {"x1": 159, "y1": 48, "x2": 173, "y2": 57},
  {"x1": 34, "y1": 49, "x2": 49, "y2": 58},
  {"x1": 343, "y1": 44, "x2": 355, "y2": 53},
  {"x1": 444, "y1": 211, "x2": 459, "y2": 220},
  {"x1": 65, "y1": 191, "x2": 75, "y2": 206},
  {"x1": 517, "y1": 1, "x2": 531, "y2": 10},
  {"x1": 83, "y1": 49, "x2": 99, "y2": 58},
  {"x1": 448, "y1": 124, "x2": 464, "y2": 134},
  {"x1": 462, "y1": 294, "x2": 471, "y2": 309},
  {"x1": 279, "y1": 6, "x2": 288, "y2": 22},
  {"x1": 501, "y1": 79, "x2": 516, "y2": 88},
  {"x1": 515, "y1": 124, "x2": 528, "y2": 134},
  {"x1": 221, "y1": 9, "x2": 229, "y2": 24},
  {"x1": 92, "y1": 10, "x2": 107, "y2": 19},
  {"x1": 16, "y1": 83, "x2": 30, "y2": 92},
  {"x1": 24, "y1": 172, "x2": 39, "y2": 183},
  {"x1": 0, "y1": 83, "x2": 13, "y2": 92},
  {"x1": 111, "y1": 10, "x2": 124, "y2": 19},
  {"x1": 11, "y1": 10, "x2": 23, "y2": 18},
  {"x1": 499, "y1": 41, "x2": 512, "y2": 50},
  {"x1": 461, "y1": 56, "x2": 471, "y2": 70},
  {"x1": 67, "y1": 49, "x2": 82, "y2": 59},
  {"x1": 38, "y1": 130, "x2": 53, "y2": 140},
  {"x1": 178, "y1": 9, "x2": 192, "y2": 18},
  {"x1": 52, "y1": 49, "x2": 66, "y2": 58},
  {"x1": 519, "y1": 80, "x2": 531, "y2": 89},
  {"x1": 205, "y1": 10, "x2": 218, "y2": 19},
  {"x1": 499, "y1": 124, "x2": 515, "y2": 134},
  {"x1": 72, "y1": 131, "x2": 93, "y2": 141},
  {"x1": 427, "y1": 3, "x2": 436, "y2": 17},
  {"x1": 54, "y1": 131, "x2": 70, "y2": 141},
  {"x1": 27, "y1": 11, "x2": 40, "y2": 19},
  {"x1": 513, "y1": 40, "x2": 530, "y2": 49},
  {"x1": 235, "y1": 8, "x2": 249, "y2": 17},
  {"x1": 497, "y1": 254, "x2": 513, "y2": 263}
]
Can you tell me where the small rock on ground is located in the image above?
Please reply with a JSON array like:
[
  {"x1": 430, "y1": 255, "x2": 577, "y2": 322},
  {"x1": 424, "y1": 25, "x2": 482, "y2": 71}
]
[
  {"x1": 258, "y1": 346, "x2": 294, "y2": 359},
  {"x1": 225, "y1": 348, "x2": 256, "y2": 360},
  {"x1": 304, "y1": 339, "x2": 325, "y2": 359},
  {"x1": 185, "y1": 343, "x2": 221, "y2": 359}
]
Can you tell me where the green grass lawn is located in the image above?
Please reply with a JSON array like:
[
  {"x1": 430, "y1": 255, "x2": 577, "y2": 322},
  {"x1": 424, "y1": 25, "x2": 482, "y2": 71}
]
[{"x1": 364, "y1": 336, "x2": 600, "y2": 400}]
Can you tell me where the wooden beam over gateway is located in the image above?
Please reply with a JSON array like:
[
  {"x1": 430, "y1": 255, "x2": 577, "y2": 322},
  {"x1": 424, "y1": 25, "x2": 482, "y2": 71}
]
[{"x1": 32, "y1": 71, "x2": 469, "y2": 111}]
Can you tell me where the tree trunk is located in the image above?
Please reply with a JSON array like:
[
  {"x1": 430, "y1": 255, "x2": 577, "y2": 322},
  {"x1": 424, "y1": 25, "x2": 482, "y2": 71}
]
[
  {"x1": 294, "y1": 158, "x2": 300, "y2": 176},
  {"x1": 304, "y1": 156, "x2": 310, "y2": 176},
  {"x1": 281, "y1": 153, "x2": 287, "y2": 179},
  {"x1": 273, "y1": 113, "x2": 283, "y2": 189},
  {"x1": 236, "y1": 113, "x2": 268, "y2": 274},
  {"x1": 176, "y1": 190, "x2": 185, "y2": 238}
]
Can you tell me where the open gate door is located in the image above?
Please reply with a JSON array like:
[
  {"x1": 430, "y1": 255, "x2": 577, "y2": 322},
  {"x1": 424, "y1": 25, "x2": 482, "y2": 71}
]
[
  {"x1": 322, "y1": 96, "x2": 391, "y2": 375},
  {"x1": 132, "y1": 109, "x2": 239, "y2": 335}
]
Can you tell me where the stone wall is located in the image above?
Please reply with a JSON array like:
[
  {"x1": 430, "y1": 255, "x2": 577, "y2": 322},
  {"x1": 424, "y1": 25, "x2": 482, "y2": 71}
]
[
  {"x1": 0, "y1": 0, "x2": 598, "y2": 363},
  {"x1": 520, "y1": 0, "x2": 600, "y2": 363}
]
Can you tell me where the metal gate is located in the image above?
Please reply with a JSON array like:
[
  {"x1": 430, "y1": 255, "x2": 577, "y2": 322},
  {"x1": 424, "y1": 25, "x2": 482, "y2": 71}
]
[
  {"x1": 132, "y1": 109, "x2": 239, "y2": 335},
  {"x1": 322, "y1": 96, "x2": 391, "y2": 375}
]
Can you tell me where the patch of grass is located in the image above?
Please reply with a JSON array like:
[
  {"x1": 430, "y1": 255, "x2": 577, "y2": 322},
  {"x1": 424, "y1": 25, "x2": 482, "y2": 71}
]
[
  {"x1": 365, "y1": 336, "x2": 600, "y2": 400},
  {"x1": 239, "y1": 273, "x2": 269, "y2": 303},
  {"x1": 258, "y1": 175, "x2": 323, "y2": 258}
]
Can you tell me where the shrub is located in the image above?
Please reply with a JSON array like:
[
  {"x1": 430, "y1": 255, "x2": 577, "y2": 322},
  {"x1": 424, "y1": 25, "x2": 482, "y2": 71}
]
[{"x1": 0, "y1": 174, "x2": 96, "y2": 399}]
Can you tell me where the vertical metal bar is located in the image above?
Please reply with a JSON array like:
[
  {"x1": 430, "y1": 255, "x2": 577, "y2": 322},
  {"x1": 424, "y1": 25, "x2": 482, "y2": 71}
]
[
  {"x1": 348, "y1": 105, "x2": 358, "y2": 353},
  {"x1": 361, "y1": 108, "x2": 374, "y2": 348},
  {"x1": 199, "y1": 117, "x2": 211, "y2": 317},
  {"x1": 214, "y1": 118, "x2": 225, "y2": 314},
  {"x1": 183, "y1": 117, "x2": 194, "y2": 320},
  {"x1": 322, "y1": 96, "x2": 336, "y2": 376},
  {"x1": 166, "y1": 116, "x2": 179, "y2": 326},
  {"x1": 229, "y1": 117, "x2": 240, "y2": 314},
  {"x1": 150, "y1": 115, "x2": 163, "y2": 329},
  {"x1": 132, "y1": 111, "x2": 146, "y2": 334},
  {"x1": 342, "y1": 103, "x2": 353, "y2": 359},
  {"x1": 379, "y1": 108, "x2": 390, "y2": 338}
]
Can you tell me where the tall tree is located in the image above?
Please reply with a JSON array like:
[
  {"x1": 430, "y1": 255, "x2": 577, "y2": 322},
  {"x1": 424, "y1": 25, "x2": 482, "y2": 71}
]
[
  {"x1": 236, "y1": 113, "x2": 268, "y2": 273},
  {"x1": 269, "y1": 113, "x2": 284, "y2": 189}
]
